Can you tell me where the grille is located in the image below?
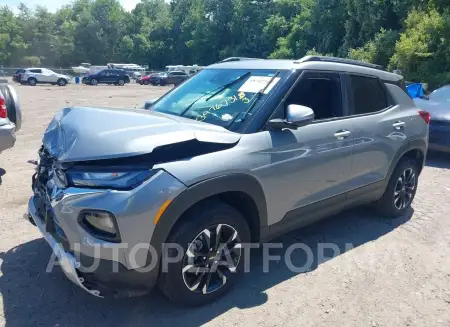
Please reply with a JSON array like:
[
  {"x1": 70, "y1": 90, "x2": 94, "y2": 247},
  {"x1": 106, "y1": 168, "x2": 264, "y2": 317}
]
[{"x1": 32, "y1": 146, "x2": 70, "y2": 248}]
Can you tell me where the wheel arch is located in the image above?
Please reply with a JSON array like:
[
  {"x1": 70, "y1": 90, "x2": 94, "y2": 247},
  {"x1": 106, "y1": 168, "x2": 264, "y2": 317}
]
[
  {"x1": 150, "y1": 174, "x2": 267, "y2": 256},
  {"x1": 387, "y1": 138, "x2": 427, "y2": 180}
]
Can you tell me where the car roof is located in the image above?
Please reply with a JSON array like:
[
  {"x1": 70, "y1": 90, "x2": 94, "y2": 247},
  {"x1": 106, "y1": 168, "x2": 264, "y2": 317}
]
[
  {"x1": 207, "y1": 57, "x2": 403, "y2": 82},
  {"x1": 434, "y1": 85, "x2": 450, "y2": 90}
]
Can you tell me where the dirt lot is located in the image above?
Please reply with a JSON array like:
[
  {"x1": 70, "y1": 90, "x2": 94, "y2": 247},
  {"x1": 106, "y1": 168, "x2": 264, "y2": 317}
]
[{"x1": 1, "y1": 82, "x2": 450, "y2": 327}]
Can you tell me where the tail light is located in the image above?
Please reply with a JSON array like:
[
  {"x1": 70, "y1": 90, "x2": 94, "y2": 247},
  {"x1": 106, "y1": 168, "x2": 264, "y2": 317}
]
[
  {"x1": 0, "y1": 96, "x2": 7, "y2": 119},
  {"x1": 419, "y1": 110, "x2": 431, "y2": 125}
]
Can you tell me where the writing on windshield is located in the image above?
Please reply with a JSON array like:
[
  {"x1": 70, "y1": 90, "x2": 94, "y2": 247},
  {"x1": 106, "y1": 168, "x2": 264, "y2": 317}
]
[
  {"x1": 152, "y1": 68, "x2": 283, "y2": 130},
  {"x1": 196, "y1": 92, "x2": 251, "y2": 122}
]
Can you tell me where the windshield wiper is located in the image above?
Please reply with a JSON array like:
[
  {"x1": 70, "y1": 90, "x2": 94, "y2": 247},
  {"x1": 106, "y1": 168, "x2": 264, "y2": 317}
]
[
  {"x1": 226, "y1": 71, "x2": 281, "y2": 127},
  {"x1": 179, "y1": 72, "x2": 252, "y2": 117},
  {"x1": 205, "y1": 72, "x2": 251, "y2": 102}
]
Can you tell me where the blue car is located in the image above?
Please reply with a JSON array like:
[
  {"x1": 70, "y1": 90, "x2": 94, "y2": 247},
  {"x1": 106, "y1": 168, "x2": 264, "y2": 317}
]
[{"x1": 414, "y1": 85, "x2": 450, "y2": 153}]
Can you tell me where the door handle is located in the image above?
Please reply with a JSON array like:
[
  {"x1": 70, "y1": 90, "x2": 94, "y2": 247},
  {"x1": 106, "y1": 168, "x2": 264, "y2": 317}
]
[
  {"x1": 393, "y1": 121, "x2": 405, "y2": 129},
  {"x1": 334, "y1": 130, "x2": 351, "y2": 139}
]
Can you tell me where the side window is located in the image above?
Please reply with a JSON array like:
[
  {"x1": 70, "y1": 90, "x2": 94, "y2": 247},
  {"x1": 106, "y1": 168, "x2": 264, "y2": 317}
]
[
  {"x1": 29, "y1": 69, "x2": 42, "y2": 74},
  {"x1": 285, "y1": 72, "x2": 343, "y2": 120},
  {"x1": 349, "y1": 75, "x2": 388, "y2": 115}
]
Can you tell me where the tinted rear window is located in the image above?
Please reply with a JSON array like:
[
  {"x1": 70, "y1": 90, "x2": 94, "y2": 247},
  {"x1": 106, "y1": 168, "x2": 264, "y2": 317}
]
[{"x1": 350, "y1": 75, "x2": 388, "y2": 114}]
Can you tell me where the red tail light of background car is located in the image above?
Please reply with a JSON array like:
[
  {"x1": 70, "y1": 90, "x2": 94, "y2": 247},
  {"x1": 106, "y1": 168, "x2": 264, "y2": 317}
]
[{"x1": 0, "y1": 96, "x2": 7, "y2": 119}]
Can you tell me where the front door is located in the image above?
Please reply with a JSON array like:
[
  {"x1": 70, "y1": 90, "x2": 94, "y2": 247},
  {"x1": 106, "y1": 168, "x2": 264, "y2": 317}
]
[{"x1": 255, "y1": 71, "x2": 354, "y2": 226}]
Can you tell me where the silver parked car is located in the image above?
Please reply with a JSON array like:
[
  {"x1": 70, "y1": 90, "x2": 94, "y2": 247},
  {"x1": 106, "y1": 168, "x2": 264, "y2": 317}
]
[
  {"x1": 0, "y1": 84, "x2": 22, "y2": 153},
  {"x1": 28, "y1": 56, "x2": 428, "y2": 306},
  {"x1": 20, "y1": 68, "x2": 70, "y2": 86}
]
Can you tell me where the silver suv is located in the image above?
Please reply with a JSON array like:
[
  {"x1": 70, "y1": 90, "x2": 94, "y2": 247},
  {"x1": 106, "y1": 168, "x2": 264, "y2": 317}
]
[
  {"x1": 20, "y1": 68, "x2": 70, "y2": 86},
  {"x1": 27, "y1": 56, "x2": 429, "y2": 306},
  {"x1": 0, "y1": 84, "x2": 21, "y2": 153}
]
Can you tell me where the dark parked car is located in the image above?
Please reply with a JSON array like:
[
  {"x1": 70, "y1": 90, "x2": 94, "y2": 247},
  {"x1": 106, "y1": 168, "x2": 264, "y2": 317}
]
[
  {"x1": 82, "y1": 69, "x2": 130, "y2": 86},
  {"x1": 12, "y1": 69, "x2": 25, "y2": 83},
  {"x1": 414, "y1": 85, "x2": 450, "y2": 153},
  {"x1": 158, "y1": 71, "x2": 189, "y2": 86}
]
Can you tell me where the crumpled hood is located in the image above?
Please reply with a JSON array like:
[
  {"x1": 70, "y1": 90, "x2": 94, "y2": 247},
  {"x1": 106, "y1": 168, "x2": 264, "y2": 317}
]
[{"x1": 43, "y1": 106, "x2": 241, "y2": 162}]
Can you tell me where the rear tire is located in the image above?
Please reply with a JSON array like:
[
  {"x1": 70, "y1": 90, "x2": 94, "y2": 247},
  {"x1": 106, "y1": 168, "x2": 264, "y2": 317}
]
[
  {"x1": 143, "y1": 80, "x2": 149, "y2": 85},
  {"x1": 374, "y1": 158, "x2": 419, "y2": 218},
  {"x1": 28, "y1": 78, "x2": 37, "y2": 86},
  {"x1": 158, "y1": 201, "x2": 250, "y2": 306}
]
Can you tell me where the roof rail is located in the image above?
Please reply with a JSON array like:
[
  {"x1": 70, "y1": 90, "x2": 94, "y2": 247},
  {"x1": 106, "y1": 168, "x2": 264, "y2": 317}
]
[
  {"x1": 219, "y1": 57, "x2": 262, "y2": 63},
  {"x1": 296, "y1": 55, "x2": 385, "y2": 71}
]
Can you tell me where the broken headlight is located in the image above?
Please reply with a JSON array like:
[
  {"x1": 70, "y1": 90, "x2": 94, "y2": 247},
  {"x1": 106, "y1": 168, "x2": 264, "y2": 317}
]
[{"x1": 66, "y1": 169, "x2": 159, "y2": 190}]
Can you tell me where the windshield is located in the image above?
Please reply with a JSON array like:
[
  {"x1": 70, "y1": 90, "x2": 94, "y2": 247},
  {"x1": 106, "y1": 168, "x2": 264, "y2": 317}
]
[
  {"x1": 429, "y1": 86, "x2": 450, "y2": 102},
  {"x1": 152, "y1": 68, "x2": 283, "y2": 131}
]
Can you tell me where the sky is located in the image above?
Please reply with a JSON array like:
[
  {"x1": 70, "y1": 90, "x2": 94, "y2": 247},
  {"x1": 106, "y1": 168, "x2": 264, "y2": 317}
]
[{"x1": 0, "y1": 0, "x2": 141, "y2": 12}]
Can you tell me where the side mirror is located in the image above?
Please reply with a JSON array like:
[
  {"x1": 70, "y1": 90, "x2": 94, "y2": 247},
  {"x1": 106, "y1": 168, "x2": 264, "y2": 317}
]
[
  {"x1": 267, "y1": 104, "x2": 315, "y2": 130},
  {"x1": 144, "y1": 97, "x2": 160, "y2": 110}
]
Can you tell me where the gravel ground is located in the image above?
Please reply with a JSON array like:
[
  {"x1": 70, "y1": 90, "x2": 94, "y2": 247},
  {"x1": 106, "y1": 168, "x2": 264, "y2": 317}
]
[{"x1": 1, "y1": 82, "x2": 450, "y2": 327}]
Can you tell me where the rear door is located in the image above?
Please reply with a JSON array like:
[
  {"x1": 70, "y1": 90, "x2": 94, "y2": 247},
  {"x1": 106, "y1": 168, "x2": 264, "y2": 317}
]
[
  {"x1": 41, "y1": 69, "x2": 57, "y2": 83},
  {"x1": 344, "y1": 74, "x2": 407, "y2": 189},
  {"x1": 101, "y1": 70, "x2": 115, "y2": 83},
  {"x1": 28, "y1": 69, "x2": 42, "y2": 82}
]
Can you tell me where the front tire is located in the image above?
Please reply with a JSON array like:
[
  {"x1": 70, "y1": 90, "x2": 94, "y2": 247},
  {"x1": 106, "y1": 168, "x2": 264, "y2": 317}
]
[
  {"x1": 143, "y1": 80, "x2": 149, "y2": 85},
  {"x1": 57, "y1": 78, "x2": 67, "y2": 86},
  {"x1": 90, "y1": 79, "x2": 98, "y2": 86},
  {"x1": 118, "y1": 79, "x2": 125, "y2": 86},
  {"x1": 375, "y1": 158, "x2": 419, "y2": 218},
  {"x1": 158, "y1": 201, "x2": 250, "y2": 306}
]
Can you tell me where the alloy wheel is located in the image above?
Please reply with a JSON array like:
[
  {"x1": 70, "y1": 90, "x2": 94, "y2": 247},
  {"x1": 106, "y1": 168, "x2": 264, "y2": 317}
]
[
  {"x1": 182, "y1": 224, "x2": 242, "y2": 295},
  {"x1": 394, "y1": 168, "x2": 416, "y2": 210}
]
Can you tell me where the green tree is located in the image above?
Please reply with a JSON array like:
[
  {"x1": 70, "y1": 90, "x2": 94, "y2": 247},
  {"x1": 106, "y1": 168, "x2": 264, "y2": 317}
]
[
  {"x1": 348, "y1": 28, "x2": 399, "y2": 68},
  {"x1": 0, "y1": 6, "x2": 27, "y2": 65},
  {"x1": 390, "y1": 8, "x2": 449, "y2": 87}
]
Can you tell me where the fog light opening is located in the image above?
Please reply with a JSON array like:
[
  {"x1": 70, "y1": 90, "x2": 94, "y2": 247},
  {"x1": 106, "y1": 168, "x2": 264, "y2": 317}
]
[{"x1": 79, "y1": 210, "x2": 121, "y2": 242}]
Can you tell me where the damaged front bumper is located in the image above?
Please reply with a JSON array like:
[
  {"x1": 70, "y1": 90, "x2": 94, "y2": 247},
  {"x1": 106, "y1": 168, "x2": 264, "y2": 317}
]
[
  {"x1": 28, "y1": 197, "x2": 103, "y2": 297},
  {"x1": 28, "y1": 156, "x2": 187, "y2": 297}
]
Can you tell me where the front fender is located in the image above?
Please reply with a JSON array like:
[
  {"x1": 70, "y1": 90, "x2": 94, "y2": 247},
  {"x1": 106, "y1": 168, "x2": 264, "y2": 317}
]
[{"x1": 150, "y1": 173, "x2": 267, "y2": 256}]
